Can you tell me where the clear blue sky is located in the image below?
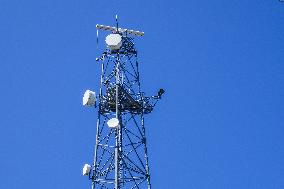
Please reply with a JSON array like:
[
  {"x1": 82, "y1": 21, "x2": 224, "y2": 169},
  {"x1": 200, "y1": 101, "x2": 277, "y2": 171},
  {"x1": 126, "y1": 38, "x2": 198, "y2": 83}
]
[{"x1": 0, "y1": 0, "x2": 284, "y2": 188}]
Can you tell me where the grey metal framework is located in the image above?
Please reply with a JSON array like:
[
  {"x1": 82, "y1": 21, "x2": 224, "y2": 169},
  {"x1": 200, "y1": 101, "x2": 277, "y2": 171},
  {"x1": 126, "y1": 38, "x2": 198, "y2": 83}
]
[{"x1": 86, "y1": 19, "x2": 164, "y2": 189}]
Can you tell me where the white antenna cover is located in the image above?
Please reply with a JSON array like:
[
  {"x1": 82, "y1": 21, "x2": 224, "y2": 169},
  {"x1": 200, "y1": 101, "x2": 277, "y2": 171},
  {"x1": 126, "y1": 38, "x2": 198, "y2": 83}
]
[
  {"x1": 83, "y1": 90, "x2": 96, "y2": 106},
  {"x1": 105, "y1": 34, "x2": 122, "y2": 50},
  {"x1": 107, "y1": 118, "x2": 119, "y2": 128},
  {"x1": 82, "y1": 164, "x2": 91, "y2": 176}
]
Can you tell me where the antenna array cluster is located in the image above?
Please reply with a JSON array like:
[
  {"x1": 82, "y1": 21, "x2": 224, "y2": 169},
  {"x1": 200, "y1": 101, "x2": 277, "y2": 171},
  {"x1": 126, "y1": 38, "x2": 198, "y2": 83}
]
[{"x1": 80, "y1": 17, "x2": 164, "y2": 189}]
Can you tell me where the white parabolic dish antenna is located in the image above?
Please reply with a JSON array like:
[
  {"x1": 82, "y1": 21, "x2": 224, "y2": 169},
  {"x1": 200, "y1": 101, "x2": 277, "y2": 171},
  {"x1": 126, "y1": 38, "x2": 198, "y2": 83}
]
[
  {"x1": 83, "y1": 90, "x2": 96, "y2": 106},
  {"x1": 82, "y1": 164, "x2": 91, "y2": 176},
  {"x1": 105, "y1": 34, "x2": 122, "y2": 50},
  {"x1": 107, "y1": 118, "x2": 119, "y2": 128}
]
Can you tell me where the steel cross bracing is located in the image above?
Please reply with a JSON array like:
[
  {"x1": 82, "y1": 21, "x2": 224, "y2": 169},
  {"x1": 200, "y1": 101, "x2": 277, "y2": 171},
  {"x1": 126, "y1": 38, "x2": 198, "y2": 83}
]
[{"x1": 88, "y1": 35, "x2": 160, "y2": 189}]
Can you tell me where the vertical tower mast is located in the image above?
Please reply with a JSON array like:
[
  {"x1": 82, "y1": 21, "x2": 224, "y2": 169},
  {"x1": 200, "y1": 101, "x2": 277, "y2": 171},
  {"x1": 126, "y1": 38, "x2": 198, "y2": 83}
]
[
  {"x1": 82, "y1": 18, "x2": 164, "y2": 189},
  {"x1": 114, "y1": 16, "x2": 121, "y2": 189}
]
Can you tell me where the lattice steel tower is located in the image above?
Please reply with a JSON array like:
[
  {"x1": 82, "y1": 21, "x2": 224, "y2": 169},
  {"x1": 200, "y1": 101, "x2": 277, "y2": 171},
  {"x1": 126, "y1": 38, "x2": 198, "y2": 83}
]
[{"x1": 82, "y1": 17, "x2": 164, "y2": 189}]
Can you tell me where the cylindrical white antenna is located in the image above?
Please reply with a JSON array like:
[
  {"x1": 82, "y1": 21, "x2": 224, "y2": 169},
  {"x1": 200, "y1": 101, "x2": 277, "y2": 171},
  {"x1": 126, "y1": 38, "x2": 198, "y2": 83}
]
[
  {"x1": 115, "y1": 14, "x2": 119, "y2": 31},
  {"x1": 96, "y1": 29, "x2": 99, "y2": 49}
]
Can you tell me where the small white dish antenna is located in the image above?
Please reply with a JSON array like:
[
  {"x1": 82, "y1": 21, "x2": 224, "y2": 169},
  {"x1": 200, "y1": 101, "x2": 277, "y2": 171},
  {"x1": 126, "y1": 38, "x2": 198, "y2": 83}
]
[
  {"x1": 83, "y1": 90, "x2": 96, "y2": 106},
  {"x1": 105, "y1": 34, "x2": 122, "y2": 50},
  {"x1": 82, "y1": 164, "x2": 91, "y2": 176},
  {"x1": 107, "y1": 118, "x2": 119, "y2": 128}
]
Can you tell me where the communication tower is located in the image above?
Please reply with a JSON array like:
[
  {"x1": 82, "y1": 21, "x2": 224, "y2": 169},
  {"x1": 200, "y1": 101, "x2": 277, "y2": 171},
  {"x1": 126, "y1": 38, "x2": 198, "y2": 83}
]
[{"x1": 82, "y1": 16, "x2": 164, "y2": 189}]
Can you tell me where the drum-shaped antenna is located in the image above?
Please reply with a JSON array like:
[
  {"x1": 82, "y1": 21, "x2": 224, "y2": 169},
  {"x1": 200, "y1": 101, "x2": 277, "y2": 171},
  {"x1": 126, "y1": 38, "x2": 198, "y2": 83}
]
[
  {"x1": 107, "y1": 118, "x2": 119, "y2": 128},
  {"x1": 105, "y1": 34, "x2": 122, "y2": 50},
  {"x1": 82, "y1": 164, "x2": 91, "y2": 176},
  {"x1": 83, "y1": 90, "x2": 96, "y2": 106}
]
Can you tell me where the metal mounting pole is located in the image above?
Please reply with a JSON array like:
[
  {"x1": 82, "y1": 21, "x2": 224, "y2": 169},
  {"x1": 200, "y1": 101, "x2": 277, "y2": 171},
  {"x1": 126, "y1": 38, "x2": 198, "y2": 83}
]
[{"x1": 115, "y1": 15, "x2": 121, "y2": 189}]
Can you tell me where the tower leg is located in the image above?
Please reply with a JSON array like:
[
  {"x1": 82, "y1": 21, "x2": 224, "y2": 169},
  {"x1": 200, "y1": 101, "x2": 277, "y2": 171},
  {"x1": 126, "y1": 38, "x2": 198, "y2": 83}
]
[{"x1": 142, "y1": 115, "x2": 152, "y2": 189}]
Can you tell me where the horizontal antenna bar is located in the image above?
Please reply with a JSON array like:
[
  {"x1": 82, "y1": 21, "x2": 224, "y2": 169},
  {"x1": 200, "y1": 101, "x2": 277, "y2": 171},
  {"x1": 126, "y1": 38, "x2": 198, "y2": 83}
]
[{"x1": 96, "y1": 24, "x2": 144, "y2": 36}]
